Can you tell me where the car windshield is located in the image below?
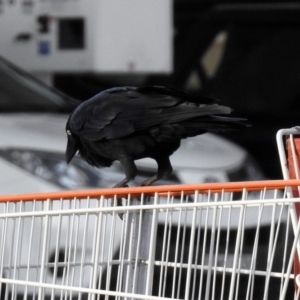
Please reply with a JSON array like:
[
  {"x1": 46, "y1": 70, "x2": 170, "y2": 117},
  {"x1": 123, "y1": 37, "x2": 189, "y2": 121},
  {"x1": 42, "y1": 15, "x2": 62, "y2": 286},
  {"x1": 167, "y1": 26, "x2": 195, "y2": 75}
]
[{"x1": 0, "y1": 56, "x2": 78, "y2": 113}]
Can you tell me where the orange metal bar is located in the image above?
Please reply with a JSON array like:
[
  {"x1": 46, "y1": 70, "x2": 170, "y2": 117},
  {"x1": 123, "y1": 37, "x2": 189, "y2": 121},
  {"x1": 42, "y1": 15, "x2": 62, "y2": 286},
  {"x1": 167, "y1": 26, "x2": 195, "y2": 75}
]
[
  {"x1": 286, "y1": 137, "x2": 300, "y2": 298},
  {"x1": 0, "y1": 179, "x2": 299, "y2": 202}
]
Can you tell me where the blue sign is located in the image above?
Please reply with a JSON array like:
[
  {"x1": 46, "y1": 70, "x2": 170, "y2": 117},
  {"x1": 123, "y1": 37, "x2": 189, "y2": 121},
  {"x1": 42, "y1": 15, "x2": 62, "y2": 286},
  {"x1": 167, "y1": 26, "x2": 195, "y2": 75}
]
[{"x1": 38, "y1": 41, "x2": 50, "y2": 55}]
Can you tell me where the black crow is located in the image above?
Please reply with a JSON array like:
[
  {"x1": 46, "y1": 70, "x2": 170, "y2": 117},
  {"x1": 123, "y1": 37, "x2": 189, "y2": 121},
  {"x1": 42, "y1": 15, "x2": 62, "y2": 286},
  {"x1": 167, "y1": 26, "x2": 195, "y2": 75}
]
[{"x1": 66, "y1": 86, "x2": 248, "y2": 187}]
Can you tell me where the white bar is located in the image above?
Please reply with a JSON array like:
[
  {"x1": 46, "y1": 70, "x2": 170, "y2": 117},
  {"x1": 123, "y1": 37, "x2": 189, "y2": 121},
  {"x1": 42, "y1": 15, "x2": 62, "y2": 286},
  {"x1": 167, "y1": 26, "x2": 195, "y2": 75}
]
[
  {"x1": 38, "y1": 199, "x2": 50, "y2": 300},
  {"x1": 184, "y1": 196, "x2": 197, "y2": 300},
  {"x1": 199, "y1": 192, "x2": 211, "y2": 300},
  {"x1": 131, "y1": 197, "x2": 143, "y2": 295},
  {"x1": 0, "y1": 278, "x2": 173, "y2": 300},
  {"x1": 90, "y1": 209, "x2": 104, "y2": 300},
  {"x1": 51, "y1": 199, "x2": 63, "y2": 295},
  {"x1": 65, "y1": 207, "x2": 76, "y2": 299},
  {"x1": 280, "y1": 207, "x2": 292, "y2": 295},
  {"x1": 228, "y1": 203, "x2": 245, "y2": 300},
  {"x1": 235, "y1": 196, "x2": 247, "y2": 298},
  {"x1": 116, "y1": 196, "x2": 129, "y2": 298},
  {"x1": 191, "y1": 193, "x2": 201, "y2": 300},
  {"x1": 145, "y1": 194, "x2": 159, "y2": 295},
  {"x1": 0, "y1": 197, "x2": 296, "y2": 220},
  {"x1": 262, "y1": 204, "x2": 282, "y2": 300},
  {"x1": 24, "y1": 201, "x2": 36, "y2": 300},
  {"x1": 172, "y1": 192, "x2": 184, "y2": 299},
  {"x1": 70, "y1": 201, "x2": 81, "y2": 299},
  {"x1": 123, "y1": 207, "x2": 135, "y2": 294},
  {"x1": 158, "y1": 194, "x2": 171, "y2": 297},
  {"x1": 204, "y1": 193, "x2": 218, "y2": 300},
  {"x1": 105, "y1": 202, "x2": 117, "y2": 298},
  {"x1": 245, "y1": 204, "x2": 263, "y2": 300},
  {"x1": 212, "y1": 191, "x2": 225, "y2": 300},
  {"x1": 220, "y1": 193, "x2": 233, "y2": 300}
]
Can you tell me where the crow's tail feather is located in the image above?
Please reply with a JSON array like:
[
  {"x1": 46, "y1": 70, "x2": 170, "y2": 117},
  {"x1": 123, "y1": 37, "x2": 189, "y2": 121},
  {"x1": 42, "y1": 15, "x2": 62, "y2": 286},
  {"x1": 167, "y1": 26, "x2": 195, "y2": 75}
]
[
  {"x1": 179, "y1": 115, "x2": 250, "y2": 138},
  {"x1": 150, "y1": 116, "x2": 250, "y2": 142}
]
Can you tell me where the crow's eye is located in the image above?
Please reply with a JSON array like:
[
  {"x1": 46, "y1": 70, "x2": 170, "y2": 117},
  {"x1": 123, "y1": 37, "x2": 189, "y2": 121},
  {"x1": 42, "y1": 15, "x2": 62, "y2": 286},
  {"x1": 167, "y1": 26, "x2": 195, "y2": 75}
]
[{"x1": 66, "y1": 130, "x2": 72, "y2": 136}]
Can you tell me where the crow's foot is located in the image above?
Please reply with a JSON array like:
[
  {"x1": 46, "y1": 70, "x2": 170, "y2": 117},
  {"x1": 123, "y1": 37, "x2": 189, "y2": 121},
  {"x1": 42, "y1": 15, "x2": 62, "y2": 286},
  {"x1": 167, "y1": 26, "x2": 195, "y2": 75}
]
[
  {"x1": 140, "y1": 175, "x2": 158, "y2": 187},
  {"x1": 112, "y1": 183, "x2": 129, "y2": 220}
]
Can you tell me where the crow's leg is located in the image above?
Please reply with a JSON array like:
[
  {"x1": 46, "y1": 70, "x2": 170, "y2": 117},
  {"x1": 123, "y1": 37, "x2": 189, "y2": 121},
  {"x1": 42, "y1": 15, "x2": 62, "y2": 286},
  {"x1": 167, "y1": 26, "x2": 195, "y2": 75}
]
[
  {"x1": 111, "y1": 159, "x2": 137, "y2": 219},
  {"x1": 141, "y1": 157, "x2": 173, "y2": 186},
  {"x1": 113, "y1": 159, "x2": 137, "y2": 188},
  {"x1": 113, "y1": 178, "x2": 130, "y2": 188}
]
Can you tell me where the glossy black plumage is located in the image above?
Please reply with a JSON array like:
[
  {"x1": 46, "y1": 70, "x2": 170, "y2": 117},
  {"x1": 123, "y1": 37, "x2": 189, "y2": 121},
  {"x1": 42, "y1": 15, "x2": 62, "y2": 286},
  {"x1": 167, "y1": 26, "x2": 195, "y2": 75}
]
[{"x1": 66, "y1": 86, "x2": 248, "y2": 187}]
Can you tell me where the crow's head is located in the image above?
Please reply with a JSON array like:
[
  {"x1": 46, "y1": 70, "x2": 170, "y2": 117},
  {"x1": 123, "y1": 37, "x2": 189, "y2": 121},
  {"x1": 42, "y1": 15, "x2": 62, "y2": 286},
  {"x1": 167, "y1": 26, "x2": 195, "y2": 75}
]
[{"x1": 65, "y1": 123, "x2": 79, "y2": 164}]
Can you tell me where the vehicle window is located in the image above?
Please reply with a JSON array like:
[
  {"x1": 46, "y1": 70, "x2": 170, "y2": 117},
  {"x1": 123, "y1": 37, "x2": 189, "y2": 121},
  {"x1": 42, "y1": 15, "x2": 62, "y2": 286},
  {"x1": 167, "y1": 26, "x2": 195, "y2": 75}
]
[{"x1": 0, "y1": 56, "x2": 78, "y2": 112}]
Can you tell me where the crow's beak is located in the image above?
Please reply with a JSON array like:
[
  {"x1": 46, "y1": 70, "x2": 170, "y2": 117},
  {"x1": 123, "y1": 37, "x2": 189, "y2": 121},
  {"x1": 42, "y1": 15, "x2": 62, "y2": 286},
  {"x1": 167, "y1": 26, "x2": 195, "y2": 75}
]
[{"x1": 66, "y1": 136, "x2": 79, "y2": 163}]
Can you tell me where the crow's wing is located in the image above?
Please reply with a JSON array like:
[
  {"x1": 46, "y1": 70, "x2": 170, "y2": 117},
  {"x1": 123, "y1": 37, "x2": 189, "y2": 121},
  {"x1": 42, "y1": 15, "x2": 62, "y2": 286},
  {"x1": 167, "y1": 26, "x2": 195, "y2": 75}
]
[{"x1": 68, "y1": 86, "x2": 232, "y2": 141}]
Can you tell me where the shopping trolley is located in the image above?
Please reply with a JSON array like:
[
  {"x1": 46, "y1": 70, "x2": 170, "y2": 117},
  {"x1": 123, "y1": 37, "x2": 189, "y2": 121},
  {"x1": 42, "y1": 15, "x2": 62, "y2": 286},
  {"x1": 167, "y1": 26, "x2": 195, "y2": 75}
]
[{"x1": 0, "y1": 180, "x2": 299, "y2": 300}]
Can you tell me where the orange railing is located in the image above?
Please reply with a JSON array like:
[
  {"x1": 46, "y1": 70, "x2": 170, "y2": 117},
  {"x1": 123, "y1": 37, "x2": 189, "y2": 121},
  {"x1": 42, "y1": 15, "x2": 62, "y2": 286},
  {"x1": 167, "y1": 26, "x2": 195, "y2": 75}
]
[{"x1": 1, "y1": 179, "x2": 300, "y2": 202}]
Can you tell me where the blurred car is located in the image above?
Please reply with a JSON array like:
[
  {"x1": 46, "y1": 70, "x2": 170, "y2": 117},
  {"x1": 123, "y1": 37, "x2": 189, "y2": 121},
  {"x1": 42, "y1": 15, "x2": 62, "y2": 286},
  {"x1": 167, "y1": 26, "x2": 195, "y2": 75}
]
[{"x1": 0, "y1": 56, "x2": 289, "y2": 299}]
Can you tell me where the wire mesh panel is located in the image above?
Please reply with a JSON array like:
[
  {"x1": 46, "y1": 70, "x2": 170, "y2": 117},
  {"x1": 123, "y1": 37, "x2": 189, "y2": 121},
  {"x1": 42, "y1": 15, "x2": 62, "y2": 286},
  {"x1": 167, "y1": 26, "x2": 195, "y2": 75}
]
[{"x1": 0, "y1": 181, "x2": 299, "y2": 300}]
